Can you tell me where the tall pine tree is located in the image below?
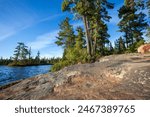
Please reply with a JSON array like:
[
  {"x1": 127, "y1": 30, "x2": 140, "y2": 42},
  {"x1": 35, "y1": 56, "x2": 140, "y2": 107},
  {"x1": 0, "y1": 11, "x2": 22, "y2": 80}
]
[
  {"x1": 13, "y1": 42, "x2": 28, "y2": 61},
  {"x1": 62, "y1": 0, "x2": 114, "y2": 57},
  {"x1": 55, "y1": 17, "x2": 75, "y2": 59},
  {"x1": 118, "y1": 0, "x2": 147, "y2": 50},
  {"x1": 114, "y1": 37, "x2": 126, "y2": 54}
]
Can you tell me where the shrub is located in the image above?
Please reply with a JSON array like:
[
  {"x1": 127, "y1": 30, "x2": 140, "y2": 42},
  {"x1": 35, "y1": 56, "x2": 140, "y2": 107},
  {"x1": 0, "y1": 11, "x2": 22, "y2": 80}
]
[
  {"x1": 51, "y1": 48, "x2": 89, "y2": 72},
  {"x1": 65, "y1": 48, "x2": 88, "y2": 63},
  {"x1": 125, "y1": 40, "x2": 145, "y2": 53},
  {"x1": 51, "y1": 60, "x2": 71, "y2": 72}
]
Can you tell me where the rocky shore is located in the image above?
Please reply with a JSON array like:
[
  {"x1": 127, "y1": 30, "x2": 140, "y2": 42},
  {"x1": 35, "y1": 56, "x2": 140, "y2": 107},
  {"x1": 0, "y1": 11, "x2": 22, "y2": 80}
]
[{"x1": 0, "y1": 53, "x2": 150, "y2": 100}]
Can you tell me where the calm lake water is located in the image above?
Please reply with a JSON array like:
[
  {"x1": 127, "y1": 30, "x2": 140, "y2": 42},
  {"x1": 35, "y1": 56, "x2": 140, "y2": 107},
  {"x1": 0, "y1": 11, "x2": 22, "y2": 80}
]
[{"x1": 0, "y1": 65, "x2": 51, "y2": 86}]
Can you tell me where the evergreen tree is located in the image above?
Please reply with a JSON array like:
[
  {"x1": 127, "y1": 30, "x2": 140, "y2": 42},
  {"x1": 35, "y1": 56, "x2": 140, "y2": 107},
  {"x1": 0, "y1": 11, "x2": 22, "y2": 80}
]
[
  {"x1": 0, "y1": 57, "x2": 13, "y2": 65},
  {"x1": 28, "y1": 47, "x2": 32, "y2": 60},
  {"x1": 114, "y1": 37, "x2": 126, "y2": 54},
  {"x1": 64, "y1": 26, "x2": 86, "y2": 63},
  {"x1": 75, "y1": 27, "x2": 85, "y2": 49},
  {"x1": 62, "y1": 0, "x2": 114, "y2": 57},
  {"x1": 13, "y1": 43, "x2": 21, "y2": 61},
  {"x1": 35, "y1": 51, "x2": 40, "y2": 64},
  {"x1": 55, "y1": 17, "x2": 75, "y2": 59},
  {"x1": 106, "y1": 41, "x2": 114, "y2": 55},
  {"x1": 13, "y1": 42, "x2": 28, "y2": 61},
  {"x1": 55, "y1": 17, "x2": 75, "y2": 49},
  {"x1": 20, "y1": 43, "x2": 28, "y2": 60},
  {"x1": 62, "y1": 0, "x2": 92, "y2": 56},
  {"x1": 118, "y1": 0, "x2": 147, "y2": 50},
  {"x1": 147, "y1": 0, "x2": 150, "y2": 16}
]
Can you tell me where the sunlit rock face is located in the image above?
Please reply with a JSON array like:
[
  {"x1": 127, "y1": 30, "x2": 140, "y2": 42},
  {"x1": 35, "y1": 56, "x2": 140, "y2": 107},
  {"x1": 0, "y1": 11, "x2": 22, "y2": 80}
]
[{"x1": 138, "y1": 44, "x2": 150, "y2": 54}]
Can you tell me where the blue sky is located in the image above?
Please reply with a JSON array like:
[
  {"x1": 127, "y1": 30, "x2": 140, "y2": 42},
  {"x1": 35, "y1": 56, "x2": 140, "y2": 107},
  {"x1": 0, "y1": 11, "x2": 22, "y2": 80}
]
[{"x1": 0, "y1": 0, "x2": 148, "y2": 58}]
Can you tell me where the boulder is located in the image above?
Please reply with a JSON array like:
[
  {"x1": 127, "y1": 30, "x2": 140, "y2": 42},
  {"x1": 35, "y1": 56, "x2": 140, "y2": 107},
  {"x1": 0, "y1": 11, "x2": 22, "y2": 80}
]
[{"x1": 137, "y1": 44, "x2": 150, "y2": 54}]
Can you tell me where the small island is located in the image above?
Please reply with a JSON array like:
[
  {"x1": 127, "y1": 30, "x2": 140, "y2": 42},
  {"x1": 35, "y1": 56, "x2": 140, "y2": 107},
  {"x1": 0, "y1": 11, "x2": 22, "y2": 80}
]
[{"x1": 0, "y1": 42, "x2": 60, "y2": 67}]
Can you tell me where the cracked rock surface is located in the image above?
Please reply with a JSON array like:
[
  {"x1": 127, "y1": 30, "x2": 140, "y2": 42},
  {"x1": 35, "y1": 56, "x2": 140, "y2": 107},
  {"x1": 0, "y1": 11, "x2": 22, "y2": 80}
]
[{"x1": 0, "y1": 53, "x2": 150, "y2": 100}]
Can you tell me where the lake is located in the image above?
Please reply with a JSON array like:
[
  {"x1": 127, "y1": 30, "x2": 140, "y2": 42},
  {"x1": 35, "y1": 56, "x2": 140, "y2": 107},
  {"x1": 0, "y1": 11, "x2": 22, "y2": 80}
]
[{"x1": 0, "y1": 65, "x2": 51, "y2": 86}]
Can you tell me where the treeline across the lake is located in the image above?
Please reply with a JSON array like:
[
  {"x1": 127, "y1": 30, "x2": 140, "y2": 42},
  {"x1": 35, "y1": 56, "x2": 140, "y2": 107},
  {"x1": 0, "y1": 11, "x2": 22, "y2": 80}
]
[
  {"x1": 0, "y1": 42, "x2": 61, "y2": 66},
  {"x1": 0, "y1": 57, "x2": 13, "y2": 65},
  {"x1": 51, "y1": 0, "x2": 150, "y2": 71}
]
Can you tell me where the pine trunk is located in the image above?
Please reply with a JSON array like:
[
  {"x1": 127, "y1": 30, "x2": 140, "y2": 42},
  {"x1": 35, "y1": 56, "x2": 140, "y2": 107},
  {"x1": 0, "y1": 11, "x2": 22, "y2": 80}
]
[{"x1": 83, "y1": 16, "x2": 92, "y2": 56}]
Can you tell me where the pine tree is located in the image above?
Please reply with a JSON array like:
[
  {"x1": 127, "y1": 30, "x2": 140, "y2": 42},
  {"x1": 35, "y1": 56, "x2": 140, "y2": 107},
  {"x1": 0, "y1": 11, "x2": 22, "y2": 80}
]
[
  {"x1": 115, "y1": 37, "x2": 126, "y2": 54},
  {"x1": 13, "y1": 43, "x2": 21, "y2": 61},
  {"x1": 62, "y1": 0, "x2": 114, "y2": 57},
  {"x1": 28, "y1": 47, "x2": 32, "y2": 60},
  {"x1": 35, "y1": 51, "x2": 40, "y2": 64},
  {"x1": 55, "y1": 17, "x2": 75, "y2": 59},
  {"x1": 75, "y1": 27, "x2": 85, "y2": 50},
  {"x1": 62, "y1": 0, "x2": 93, "y2": 56},
  {"x1": 64, "y1": 26, "x2": 86, "y2": 63},
  {"x1": 55, "y1": 17, "x2": 75, "y2": 49},
  {"x1": 20, "y1": 43, "x2": 28, "y2": 60},
  {"x1": 118, "y1": 0, "x2": 147, "y2": 50},
  {"x1": 147, "y1": 0, "x2": 150, "y2": 16},
  {"x1": 13, "y1": 42, "x2": 29, "y2": 61}
]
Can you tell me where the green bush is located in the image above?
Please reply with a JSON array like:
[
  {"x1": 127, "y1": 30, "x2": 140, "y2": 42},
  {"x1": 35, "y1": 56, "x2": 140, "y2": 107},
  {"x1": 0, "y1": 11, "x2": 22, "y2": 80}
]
[
  {"x1": 51, "y1": 60, "x2": 71, "y2": 72},
  {"x1": 135, "y1": 40, "x2": 145, "y2": 49},
  {"x1": 125, "y1": 40, "x2": 145, "y2": 53},
  {"x1": 51, "y1": 48, "x2": 89, "y2": 72},
  {"x1": 65, "y1": 48, "x2": 88, "y2": 63}
]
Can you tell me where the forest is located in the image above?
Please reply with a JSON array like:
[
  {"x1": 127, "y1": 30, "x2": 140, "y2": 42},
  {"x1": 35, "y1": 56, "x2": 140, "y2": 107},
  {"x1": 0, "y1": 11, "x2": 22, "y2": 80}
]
[{"x1": 51, "y1": 0, "x2": 150, "y2": 71}]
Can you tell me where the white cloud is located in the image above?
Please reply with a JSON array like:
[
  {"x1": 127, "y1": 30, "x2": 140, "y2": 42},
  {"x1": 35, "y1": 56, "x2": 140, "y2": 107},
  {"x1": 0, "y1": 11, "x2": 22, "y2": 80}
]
[
  {"x1": 0, "y1": 31, "x2": 16, "y2": 41},
  {"x1": 0, "y1": 15, "x2": 62, "y2": 42},
  {"x1": 28, "y1": 20, "x2": 85, "y2": 50},
  {"x1": 38, "y1": 14, "x2": 64, "y2": 24},
  {"x1": 27, "y1": 30, "x2": 59, "y2": 50},
  {"x1": 0, "y1": 13, "x2": 63, "y2": 42},
  {"x1": 0, "y1": 23, "x2": 33, "y2": 41}
]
